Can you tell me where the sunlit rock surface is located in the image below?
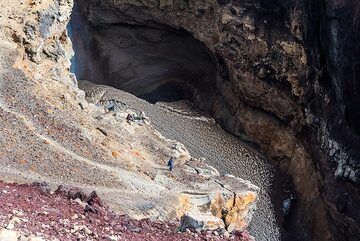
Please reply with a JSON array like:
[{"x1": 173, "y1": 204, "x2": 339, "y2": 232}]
[{"x1": 176, "y1": 176, "x2": 258, "y2": 232}]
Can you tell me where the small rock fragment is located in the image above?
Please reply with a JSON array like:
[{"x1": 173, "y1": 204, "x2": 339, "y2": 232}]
[
  {"x1": 83, "y1": 226, "x2": 92, "y2": 235},
  {"x1": 27, "y1": 236, "x2": 46, "y2": 241},
  {"x1": 5, "y1": 222, "x2": 15, "y2": 230}
]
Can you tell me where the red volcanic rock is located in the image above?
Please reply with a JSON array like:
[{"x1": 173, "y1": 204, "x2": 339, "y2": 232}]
[{"x1": 0, "y1": 181, "x2": 254, "y2": 241}]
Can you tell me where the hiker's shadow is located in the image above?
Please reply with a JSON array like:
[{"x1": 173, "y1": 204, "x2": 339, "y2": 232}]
[{"x1": 154, "y1": 167, "x2": 169, "y2": 171}]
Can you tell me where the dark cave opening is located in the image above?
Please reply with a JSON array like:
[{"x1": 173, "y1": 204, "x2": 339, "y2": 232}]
[{"x1": 68, "y1": 2, "x2": 218, "y2": 110}]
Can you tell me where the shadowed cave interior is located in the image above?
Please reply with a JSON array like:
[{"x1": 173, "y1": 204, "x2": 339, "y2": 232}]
[{"x1": 68, "y1": 4, "x2": 219, "y2": 110}]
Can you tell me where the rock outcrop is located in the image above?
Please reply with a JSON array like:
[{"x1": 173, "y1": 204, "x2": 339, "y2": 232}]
[
  {"x1": 72, "y1": 0, "x2": 360, "y2": 240},
  {"x1": 176, "y1": 176, "x2": 258, "y2": 233}
]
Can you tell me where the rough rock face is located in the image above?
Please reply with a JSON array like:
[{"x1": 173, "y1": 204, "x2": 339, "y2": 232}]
[
  {"x1": 176, "y1": 175, "x2": 258, "y2": 233},
  {"x1": 73, "y1": 0, "x2": 360, "y2": 240}
]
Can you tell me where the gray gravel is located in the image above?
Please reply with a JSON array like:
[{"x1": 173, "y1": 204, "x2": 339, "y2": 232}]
[{"x1": 87, "y1": 83, "x2": 282, "y2": 241}]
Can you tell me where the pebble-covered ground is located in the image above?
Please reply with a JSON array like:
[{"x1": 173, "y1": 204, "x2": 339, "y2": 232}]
[
  {"x1": 80, "y1": 82, "x2": 284, "y2": 241},
  {"x1": 0, "y1": 181, "x2": 254, "y2": 241}
]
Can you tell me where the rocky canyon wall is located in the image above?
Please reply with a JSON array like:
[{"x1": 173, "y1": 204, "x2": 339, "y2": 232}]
[{"x1": 73, "y1": 0, "x2": 360, "y2": 240}]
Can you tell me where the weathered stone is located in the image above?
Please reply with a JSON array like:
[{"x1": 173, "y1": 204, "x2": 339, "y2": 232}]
[
  {"x1": 176, "y1": 176, "x2": 258, "y2": 232},
  {"x1": 27, "y1": 236, "x2": 46, "y2": 241},
  {"x1": 0, "y1": 229, "x2": 18, "y2": 241},
  {"x1": 38, "y1": 3, "x2": 59, "y2": 38},
  {"x1": 179, "y1": 214, "x2": 224, "y2": 231},
  {"x1": 179, "y1": 214, "x2": 203, "y2": 231},
  {"x1": 224, "y1": 192, "x2": 257, "y2": 232}
]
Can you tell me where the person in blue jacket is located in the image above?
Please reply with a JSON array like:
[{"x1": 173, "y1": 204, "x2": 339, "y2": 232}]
[{"x1": 167, "y1": 157, "x2": 174, "y2": 171}]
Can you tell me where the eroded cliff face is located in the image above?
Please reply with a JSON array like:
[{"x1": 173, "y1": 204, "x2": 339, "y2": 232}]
[{"x1": 73, "y1": 0, "x2": 360, "y2": 240}]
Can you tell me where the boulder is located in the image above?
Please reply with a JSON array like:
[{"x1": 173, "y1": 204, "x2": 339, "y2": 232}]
[
  {"x1": 176, "y1": 175, "x2": 259, "y2": 232},
  {"x1": 179, "y1": 214, "x2": 224, "y2": 232},
  {"x1": 223, "y1": 192, "x2": 257, "y2": 232}
]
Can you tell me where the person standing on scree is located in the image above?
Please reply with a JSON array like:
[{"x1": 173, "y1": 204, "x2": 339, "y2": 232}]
[{"x1": 167, "y1": 157, "x2": 174, "y2": 171}]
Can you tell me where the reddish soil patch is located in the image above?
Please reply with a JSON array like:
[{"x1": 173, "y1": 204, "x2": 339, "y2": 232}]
[{"x1": 0, "y1": 181, "x2": 254, "y2": 241}]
